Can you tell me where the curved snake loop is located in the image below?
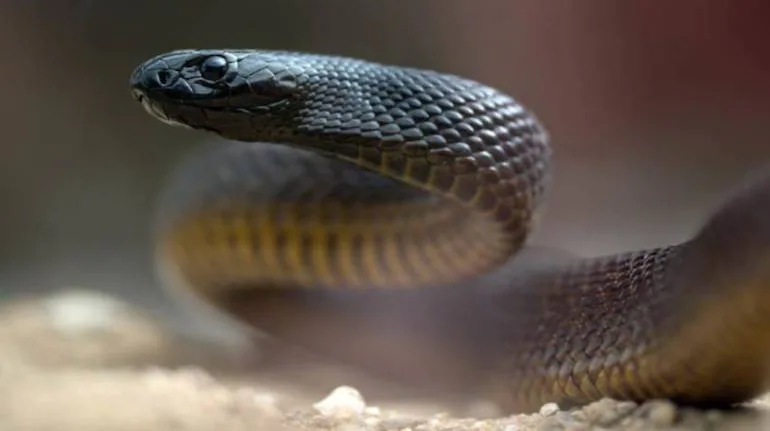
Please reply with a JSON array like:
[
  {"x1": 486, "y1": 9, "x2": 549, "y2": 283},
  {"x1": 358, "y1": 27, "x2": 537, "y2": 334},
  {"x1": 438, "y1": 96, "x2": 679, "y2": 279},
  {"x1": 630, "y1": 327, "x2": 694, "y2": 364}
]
[{"x1": 130, "y1": 49, "x2": 770, "y2": 413}]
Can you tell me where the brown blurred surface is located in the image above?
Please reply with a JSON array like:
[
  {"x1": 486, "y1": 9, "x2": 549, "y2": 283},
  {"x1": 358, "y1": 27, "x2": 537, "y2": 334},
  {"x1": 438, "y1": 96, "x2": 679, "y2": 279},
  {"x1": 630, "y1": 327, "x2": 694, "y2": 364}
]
[
  {"x1": 1, "y1": 0, "x2": 769, "y2": 359},
  {"x1": 3, "y1": 289, "x2": 770, "y2": 431}
]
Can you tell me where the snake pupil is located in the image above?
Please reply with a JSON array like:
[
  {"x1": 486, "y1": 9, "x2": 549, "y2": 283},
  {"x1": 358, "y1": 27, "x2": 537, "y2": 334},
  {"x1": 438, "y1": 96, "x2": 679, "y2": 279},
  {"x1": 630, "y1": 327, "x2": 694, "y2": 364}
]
[{"x1": 200, "y1": 56, "x2": 229, "y2": 81}]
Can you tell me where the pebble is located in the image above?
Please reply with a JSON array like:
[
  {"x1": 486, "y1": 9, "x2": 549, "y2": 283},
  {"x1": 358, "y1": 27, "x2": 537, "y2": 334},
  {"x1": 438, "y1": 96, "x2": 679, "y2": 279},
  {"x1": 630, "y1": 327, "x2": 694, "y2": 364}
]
[
  {"x1": 642, "y1": 400, "x2": 678, "y2": 426},
  {"x1": 582, "y1": 398, "x2": 631, "y2": 425},
  {"x1": 43, "y1": 289, "x2": 124, "y2": 334},
  {"x1": 312, "y1": 386, "x2": 367, "y2": 419},
  {"x1": 539, "y1": 403, "x2": 559, "y2": 417}
]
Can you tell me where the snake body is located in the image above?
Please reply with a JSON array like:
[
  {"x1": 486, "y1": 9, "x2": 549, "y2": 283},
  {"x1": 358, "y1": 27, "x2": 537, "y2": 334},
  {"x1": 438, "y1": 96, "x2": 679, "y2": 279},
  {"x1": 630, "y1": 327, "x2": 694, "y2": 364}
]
[{"x1": 129, "y1": 49, "x2": 770, "y2": 413}]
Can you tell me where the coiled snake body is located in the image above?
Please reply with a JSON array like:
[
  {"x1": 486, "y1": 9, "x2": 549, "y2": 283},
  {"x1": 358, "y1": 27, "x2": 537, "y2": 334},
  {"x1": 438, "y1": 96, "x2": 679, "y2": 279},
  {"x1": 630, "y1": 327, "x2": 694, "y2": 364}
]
[{"x1": 130, "y1": 49, "x2": 770, "y2": 413}]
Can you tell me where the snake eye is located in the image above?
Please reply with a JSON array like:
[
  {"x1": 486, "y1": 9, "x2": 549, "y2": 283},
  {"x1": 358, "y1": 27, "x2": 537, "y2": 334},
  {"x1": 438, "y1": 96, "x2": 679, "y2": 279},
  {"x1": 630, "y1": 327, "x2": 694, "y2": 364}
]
[{"x1": 200, "y1": 56, "x2": 229, "y2": 81}]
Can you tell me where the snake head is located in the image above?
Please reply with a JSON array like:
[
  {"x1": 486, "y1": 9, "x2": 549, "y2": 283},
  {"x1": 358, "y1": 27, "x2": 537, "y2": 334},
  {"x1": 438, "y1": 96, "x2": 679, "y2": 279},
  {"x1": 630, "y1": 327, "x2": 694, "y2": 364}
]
[{"x1": 130, "y1": 49, "x2": 306, "y2": 140}]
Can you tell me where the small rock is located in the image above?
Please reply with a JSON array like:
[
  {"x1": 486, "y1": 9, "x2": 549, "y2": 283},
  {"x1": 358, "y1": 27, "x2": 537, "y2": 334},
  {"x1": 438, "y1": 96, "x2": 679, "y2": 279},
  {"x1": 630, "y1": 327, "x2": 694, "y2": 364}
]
[
  {"x1": 539, "y1": 402, "x2": 559, "y2": 417},
  {"x1": 581, "y1": 398, "x2": 635, "y2": 426},
  {"x1": 643, "y1": 400, "x2": 677, "y2": 426},
  {"x1": 313, "y1": 386, "x2": 367, "y2": 419},
  {"x1": 43, "y1": 289, "x2": 123, "y2": 334},
  {"x1": 613, "y1": 401, "x2": 637, "y2": 417}
]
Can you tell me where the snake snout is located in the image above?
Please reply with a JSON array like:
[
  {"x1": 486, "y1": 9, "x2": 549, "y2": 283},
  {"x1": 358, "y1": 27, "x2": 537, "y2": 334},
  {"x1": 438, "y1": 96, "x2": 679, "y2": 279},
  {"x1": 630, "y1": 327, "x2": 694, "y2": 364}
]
[{"x1": 129, "y1": 60, "x2": 178, "y2": 92}]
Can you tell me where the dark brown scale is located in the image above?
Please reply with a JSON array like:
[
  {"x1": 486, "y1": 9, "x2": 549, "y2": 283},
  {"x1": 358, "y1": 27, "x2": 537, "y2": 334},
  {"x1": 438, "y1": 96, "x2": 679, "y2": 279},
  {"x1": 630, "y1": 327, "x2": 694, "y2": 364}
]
[
  {"x1": 424, "y1": 135, "x2": 447, "y2": 148},
  {"x1": 406, "y1": 158, "x2": 432, "y2": 184},
  {"x1": 383, "y1": 153, "x2": 407, "y2": 176},
  {"x1": 427, "y1": 147, "x2": 454, "y2": 165}
]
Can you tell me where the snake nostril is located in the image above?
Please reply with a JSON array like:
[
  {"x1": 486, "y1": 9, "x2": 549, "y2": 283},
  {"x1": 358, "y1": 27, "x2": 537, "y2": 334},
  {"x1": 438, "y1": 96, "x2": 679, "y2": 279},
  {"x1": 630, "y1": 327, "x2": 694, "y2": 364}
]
[
  {"x1": 155, "y1": 70, "x2": 174, "y2": 86},
  {"x1": 131, "y1": 89, "x2": 144, "y2": 101}
]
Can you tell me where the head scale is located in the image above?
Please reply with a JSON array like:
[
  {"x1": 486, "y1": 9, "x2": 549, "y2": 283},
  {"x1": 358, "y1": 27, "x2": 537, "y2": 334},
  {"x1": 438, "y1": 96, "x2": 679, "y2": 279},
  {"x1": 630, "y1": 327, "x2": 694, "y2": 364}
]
[{"x1": 129, "y1": 49, "x2": 307, "y2": 141}]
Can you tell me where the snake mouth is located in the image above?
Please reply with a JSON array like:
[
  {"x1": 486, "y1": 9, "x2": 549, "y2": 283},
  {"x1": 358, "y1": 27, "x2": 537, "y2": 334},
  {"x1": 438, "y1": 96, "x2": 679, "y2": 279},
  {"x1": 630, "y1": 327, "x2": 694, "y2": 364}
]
[
  {"x1": 132, "y1": 89, "x2": 191, "y2": 129},
  {"x1": 132, "y1": 86, "x2": 299, "y2": 143}
]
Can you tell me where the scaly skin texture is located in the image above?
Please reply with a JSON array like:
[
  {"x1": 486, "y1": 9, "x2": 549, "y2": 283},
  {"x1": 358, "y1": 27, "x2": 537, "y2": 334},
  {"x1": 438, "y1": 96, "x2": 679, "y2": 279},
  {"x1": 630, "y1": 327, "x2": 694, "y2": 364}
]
[{"x1": 130, "y1": 49, "x2": 770, "y2": 413}]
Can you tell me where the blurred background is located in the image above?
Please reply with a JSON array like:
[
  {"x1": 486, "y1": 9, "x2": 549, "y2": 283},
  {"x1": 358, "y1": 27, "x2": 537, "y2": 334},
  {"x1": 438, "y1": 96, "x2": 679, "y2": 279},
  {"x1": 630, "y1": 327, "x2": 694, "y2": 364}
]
[{"x1": 1, "y1": 0, "x2": 769, "y2": 339}]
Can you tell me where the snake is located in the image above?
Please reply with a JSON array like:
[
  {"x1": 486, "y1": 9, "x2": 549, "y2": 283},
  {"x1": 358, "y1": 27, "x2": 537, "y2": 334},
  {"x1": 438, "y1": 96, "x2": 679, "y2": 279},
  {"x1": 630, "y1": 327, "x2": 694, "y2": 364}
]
[{"x1": 128, "y1": 49, "x2": 770, "y2": 414}]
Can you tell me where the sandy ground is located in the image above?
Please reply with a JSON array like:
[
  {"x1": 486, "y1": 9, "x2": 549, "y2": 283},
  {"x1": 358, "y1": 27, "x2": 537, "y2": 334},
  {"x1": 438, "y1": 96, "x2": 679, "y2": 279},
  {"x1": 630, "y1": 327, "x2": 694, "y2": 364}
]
[{"x1": 2, "y1": 288, "x2": 770, "y2": 431}]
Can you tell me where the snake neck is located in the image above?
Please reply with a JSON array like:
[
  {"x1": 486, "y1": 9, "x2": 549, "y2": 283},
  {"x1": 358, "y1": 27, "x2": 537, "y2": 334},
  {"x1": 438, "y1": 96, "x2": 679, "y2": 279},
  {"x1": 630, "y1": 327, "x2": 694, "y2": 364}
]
[{"x1": 283, "y1": 75, "x2": 552, "y2": 250}]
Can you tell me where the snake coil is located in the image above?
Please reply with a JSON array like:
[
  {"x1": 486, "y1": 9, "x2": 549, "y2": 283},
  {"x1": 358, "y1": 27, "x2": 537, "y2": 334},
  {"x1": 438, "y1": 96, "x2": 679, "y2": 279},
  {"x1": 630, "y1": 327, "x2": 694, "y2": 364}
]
[{"x1": 130, "y1": 49, "x2": 770, "y2": 413}]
